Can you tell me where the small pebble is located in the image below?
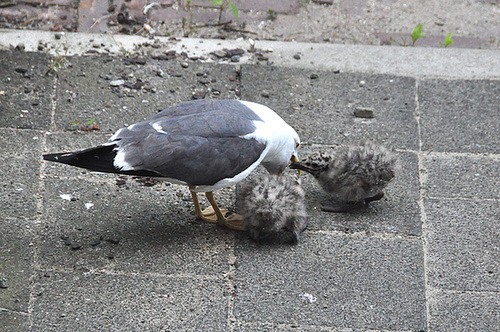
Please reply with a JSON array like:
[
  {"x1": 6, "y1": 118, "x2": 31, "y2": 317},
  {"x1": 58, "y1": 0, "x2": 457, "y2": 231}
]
[
  {"x1": 106, "y1": 238, "x2": 120, "y2": 245},
  {"x1": 15, "y1": 67, "x2": 28, "y2": 74},
  {"x1": 180, "y1": 62, "x2": 189, "y2": 68},
  {"x1": 212, "y1": 50, "x2": 226, "y2": 58},
  {"x1": 110, "y1": 80, "x2": 125, "y2": 87},
  {"x1": 354, "y1": 107, "x2": 375, "y2": 118},
  {"x1": 168, "y1": 71, "x2": 182, "y2": 78},
  {"x1": 70, "y1": 243, "x2": 82, "y2": 250},
  {"x1": 91, "y1": 237, "x2": 102, "y2": 246},
  {"x1": 226, "y1": 48, "x2": 245, "y2": 57},
  {"x1": 133, "y1": 57, "x2": 147, "y2": 65},
  {"x1": 155, "y1": 69, "x2": 164, "y2": 77},
  {"x1": 192, "y1": 90, "x2": 207, "y2": 99},
  {"x1": 261, "y1": 91, "x2": 270, "y2": 98},
  {"x1": 230, "y1": 55, "x2": 240, "y2": 62},
  {"x1": 310, "y1": 73, "x2": 319, "y2": 79},
  {"x1": 293, "y1": 53, "x2": 301, "y2": 60},
  {"x1": 359, "y1": 80, "x2": 366, "y2": 87},
  {"x1": 15, "y1": 43, "x2": 25, "y2": 51},
  {"x1": 61, "y1": 236, "x2": 72, "y2": 246},
  {"x1": 55, "y1": 32, "x2": 62, "y2": 40},
  {"x1": 0, "y1": 277, "x2": 8, "y2": 288}
]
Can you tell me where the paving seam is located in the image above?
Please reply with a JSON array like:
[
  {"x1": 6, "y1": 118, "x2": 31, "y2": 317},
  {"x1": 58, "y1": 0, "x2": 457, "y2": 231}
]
[
  {"x1": 31, "y1": 267, "x2": 227, "y2": 281},
  {"x1": 305, "y1": 229, "x2": 422, "y2": 241},
  {"x1": 225, "y1": 237, "x2": 238, "y2": 331},
  {"x1": 414, "y1": 78, "x2": 432, "y2": 331},
  {"x1": 0, "y1": 307, "x2": 30, "y2": 315},
  {"x1": 235, "y1": 320, "x2": 418, "y2": 332},
  {"x1": 27, "y1": 72, "x2": 58, "y2": 330},
  {"x1": 424, "y1": 196, "x2": 500, "y2": 202},
  {"x1": 422, "y1": 151, "x2": 500, "y2": 159},
  {"x1": 431, "y1": 288, "x2": 500, "y2": 295}
]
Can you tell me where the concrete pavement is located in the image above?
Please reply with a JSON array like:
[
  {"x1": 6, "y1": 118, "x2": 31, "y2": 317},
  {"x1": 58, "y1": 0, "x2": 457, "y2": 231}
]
[{"x1": 0, "y1": 30, "x2": 499, "y2": 331}]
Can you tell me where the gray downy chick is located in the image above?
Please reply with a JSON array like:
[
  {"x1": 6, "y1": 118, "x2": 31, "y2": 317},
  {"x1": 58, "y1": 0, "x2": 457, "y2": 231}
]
[
  {"x1": 237, "y1": 174, "x2": 308, "y2": 244},
  {"x1": 290, "y1": 142, "x2": 400, "y2": 212}
]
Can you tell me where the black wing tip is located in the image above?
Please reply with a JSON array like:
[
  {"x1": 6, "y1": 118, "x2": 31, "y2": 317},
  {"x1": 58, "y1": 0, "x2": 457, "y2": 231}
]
[{"x1": 43, "y1": 152, "x2": 73, "y2": 162}]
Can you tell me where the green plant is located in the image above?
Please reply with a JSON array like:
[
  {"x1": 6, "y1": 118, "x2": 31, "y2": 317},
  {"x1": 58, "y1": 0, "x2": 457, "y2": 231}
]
[
  {"x1": 47, "y1": 52, "x2": 68, "y2": 75},
  {"x1": 182, "y1": 0, "x2": 197, "y2": 37},
  {"x1": 71, "y1": 118, "x2": 100, "y2": 131},
  {"x1": 440, "y1": 33, "x2": 454, "y2": 48},
  {"x1": 268, "y1": 9, "x2": 277, "y2": 21},
  {"x1": 411, "y1": 23, "x2": 426, "y2": 45},
  {"x1": 209, "y1": 0, "x2": 239, "y2": 25},
  {"x1": 391, "y1": 23, "x2": 426, "y2": 47},
  {"x1": 85, "y1": 118, "x2": 96, "y2": 126}
]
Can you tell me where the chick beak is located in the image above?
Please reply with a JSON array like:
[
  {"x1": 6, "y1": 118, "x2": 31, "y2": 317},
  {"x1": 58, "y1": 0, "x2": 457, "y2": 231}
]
[{"x1": 290, "y1": 154, "x2": 302, "y2": 176}]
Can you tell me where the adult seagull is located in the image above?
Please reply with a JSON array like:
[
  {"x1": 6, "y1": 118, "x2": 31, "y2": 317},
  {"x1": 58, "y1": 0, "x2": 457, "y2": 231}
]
[{"x1": 43, "y1": 99, "x2": 300, "y2": 231}]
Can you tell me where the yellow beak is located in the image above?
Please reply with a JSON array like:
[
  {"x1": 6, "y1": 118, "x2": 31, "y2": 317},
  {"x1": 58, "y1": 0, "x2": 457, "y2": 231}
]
[{"x1": 290, "y1": 154, "x2": 302, "y2": 176}]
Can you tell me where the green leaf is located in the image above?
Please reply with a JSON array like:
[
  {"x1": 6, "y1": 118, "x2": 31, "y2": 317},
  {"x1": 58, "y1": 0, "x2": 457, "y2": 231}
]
[
  {"x1": 444, "y1": 32, "x2": 453, "y2": 47},
  {"x1": 70, "y1": 121, "x2": 80, "y2": 124},
  {"x1": 227, "y1": 1, "x2": 239, "y2": 21},
  {"x1": 86, "y1": 118, "x2": 95, "y2": 126},
  {"x1": 210, "y1": 0, "x2": 223, "y2": 6},
  {"x1": 412, "y1": 24, "x2": 426, "y2": 45}
]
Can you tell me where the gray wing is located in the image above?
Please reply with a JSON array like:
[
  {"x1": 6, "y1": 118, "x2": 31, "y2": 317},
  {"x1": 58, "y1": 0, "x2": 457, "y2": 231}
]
[
  {"x1": 110, "y1": 101, "x2": 267, "y2": 186},
  {"x1": 148, "y1": 99, "x2": 262, "y2": 128}
]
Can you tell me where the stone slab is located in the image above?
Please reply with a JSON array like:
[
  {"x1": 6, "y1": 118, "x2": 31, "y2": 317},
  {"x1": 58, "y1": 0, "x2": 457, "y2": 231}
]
[
  {"x1": 429, "y1": 289, "x2": 500, "y2": 331},
  {"x1": 0, "y1": 128, "x2": 43, "y2": 220},
  {"x1": 38, "y1": 178, "x2": 236, "y2": 275},
  {"x1": 423, "y1": 154, "x2": 500, "y2": 199},
  {"x1": 240, "y1": 65, "x2": 419, "y2": 150},
  {"x1": 419, "y1": 79, "x2": 500, "y2": 154},
  {"x1": 233, "y1": 233, "x2": 426, "y2": 330},
  {"x1": 424, "y1": 199, "x2": 499, "y2": 291},
  {"x1": 31, "y1": 271, "x2": 229, "y2": 331},
  {"x1": 55, "y1": 56, "x2": 240, "y2": 132},
  {"x1": 0, "y1": 218, "x2": 35, "y2": 312},
  {"x1": 0, "y1": 50, "x2": 53, "y2": 130}
]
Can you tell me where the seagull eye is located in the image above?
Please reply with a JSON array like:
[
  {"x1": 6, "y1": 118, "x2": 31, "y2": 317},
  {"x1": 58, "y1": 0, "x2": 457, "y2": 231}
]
[{"x1": 295, "y1": 142, "x2": 300, "y2": 148}]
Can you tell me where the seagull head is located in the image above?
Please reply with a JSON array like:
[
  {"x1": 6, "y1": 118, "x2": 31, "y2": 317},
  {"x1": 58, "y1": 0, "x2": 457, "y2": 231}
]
[{"x1": 261, "y1": 129, "x2": 300, "y2": 175}]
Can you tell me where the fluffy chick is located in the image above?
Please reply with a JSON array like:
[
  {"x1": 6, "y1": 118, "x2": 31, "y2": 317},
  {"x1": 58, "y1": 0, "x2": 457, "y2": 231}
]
[
  {"x1": 237, "y1": 174, "x2": 308, "y2": 244},
  {"x1": 290, "y1": 142, "x2": 400, "y2": 212}
]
